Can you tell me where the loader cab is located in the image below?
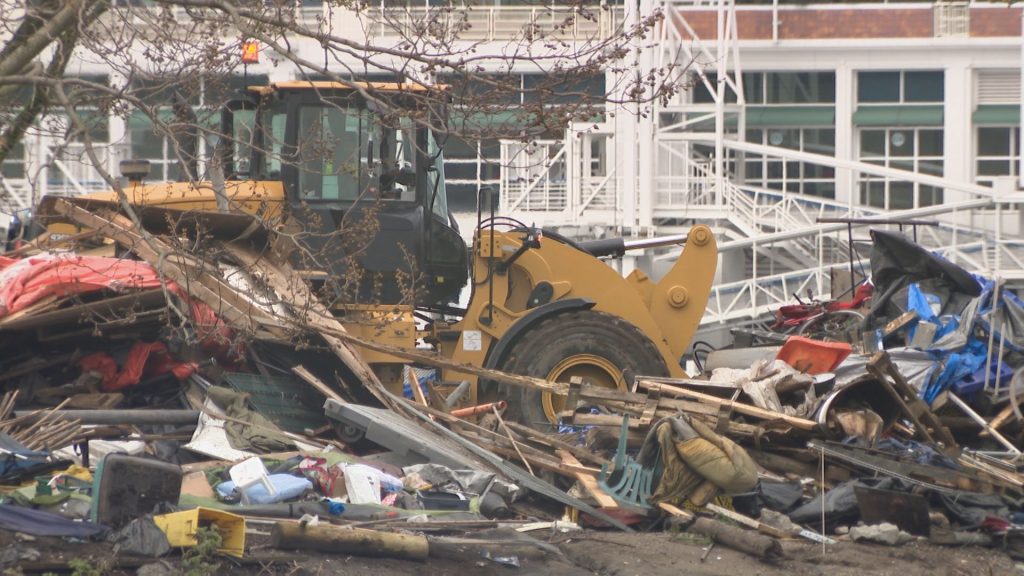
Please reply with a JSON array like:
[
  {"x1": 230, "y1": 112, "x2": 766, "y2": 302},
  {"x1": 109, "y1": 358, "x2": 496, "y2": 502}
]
[{"x1": 230, "y1": 82, "x2": 467, "y2": 306}]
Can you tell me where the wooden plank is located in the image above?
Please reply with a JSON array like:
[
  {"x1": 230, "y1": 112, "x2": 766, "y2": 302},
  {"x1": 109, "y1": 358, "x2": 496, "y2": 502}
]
[
  {"x1": 558, "y1": 449, "x2": 618, "y2": 508},
  {"x1": 292, "y1": 365, "x2": 345, "y2": 404},
  {"x1": 407, "y1": 367, "x2": 429, "y2": 408},
  {"x1": 867, "y1": 353, "x2": 956, "y2": 449},
  {"x1": 981, "y1": 403, "x2": 1016, "y2": 437},
  {"x1": 493, "y1": 405, "x2": 535, "y2": 475},
  {"x1": 504, "y1": 421, "x2": 608, "y2": 467},
  {"x1": 705, "y1": 503, "x2": 789, "y2": 539},
  {"x1": 657, "y1": 502, "x2": 694, "y2": 522},
  {"x1": 636, "y1": 379, "x2": 818, "y2": 431}
]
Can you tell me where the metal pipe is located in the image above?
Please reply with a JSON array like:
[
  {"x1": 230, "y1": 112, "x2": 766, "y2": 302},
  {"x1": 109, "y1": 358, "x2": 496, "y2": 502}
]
[
  {"x1": 816, "y1": 217, "x2": 940, "y2": 226},
  {"x1": 621, "y1": 233, "x2": 688, "y2": 251},
  {"x1": 947, "y1": 393, "x2": 1020, "y2": 455},
  {"x1": 14, "y1": 409, "x2": 200, "y2": 426},
  {"x1": 450, "y1": 401, "x2": 507, "y2": 418}
]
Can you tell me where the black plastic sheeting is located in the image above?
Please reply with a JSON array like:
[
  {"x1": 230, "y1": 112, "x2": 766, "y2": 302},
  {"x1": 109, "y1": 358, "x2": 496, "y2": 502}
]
[
  {"x1": 788, "y1": 477, "x2": 901, "y2": 531},
  {"x1": 870, "y1": 229, "x2": 981, "y2": 298},
  {"x1": 869, "y1": 229, "x2": 981, "y2": 321}
]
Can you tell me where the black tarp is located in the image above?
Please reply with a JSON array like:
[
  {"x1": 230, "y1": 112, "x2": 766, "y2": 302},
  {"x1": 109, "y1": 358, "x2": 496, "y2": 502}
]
[{"x1": 869, "y1": 229, "x2": 981, "y2": 321}]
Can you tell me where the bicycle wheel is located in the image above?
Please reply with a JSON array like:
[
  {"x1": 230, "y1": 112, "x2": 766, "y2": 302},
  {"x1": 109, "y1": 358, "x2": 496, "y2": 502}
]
[{"x1": 796, "y1": 310, "x2": 864, "y2": 341}]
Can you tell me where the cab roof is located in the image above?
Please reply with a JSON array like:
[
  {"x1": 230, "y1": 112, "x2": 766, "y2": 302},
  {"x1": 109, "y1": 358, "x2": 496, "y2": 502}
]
[{"x1": 247, "y1": 81, "x2": 442, "y2": 95}]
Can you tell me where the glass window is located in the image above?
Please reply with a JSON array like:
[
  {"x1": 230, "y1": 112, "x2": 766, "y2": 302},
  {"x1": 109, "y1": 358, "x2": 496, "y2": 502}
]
[
  {"x1": 918, "y1": 129, "x2": 943, "y2": 156},
  {"x1": 857, "y1": 127, "x2": 944, "y2": 208},
  {"x1": 0, "y1": 142, "x2": 24, "y2": 179},
  {"x1": 889, "y1": 181, "x2": 915, "y2": 210},
  {"x1": 920, "y1": 159, "x2": 944, "y2": 176},
  {"x1": 860, "y1": 130, "x2": 886, "y2": 157},
  {"x1": 919, "y1": 185, "x2": 942, "y2": 207},
  {"x1": 742, "y1": 72, "x2": 764, "y2": 104},
  {"x1": 766, "y1": 72, "x2": 835, "y2": 104},
  {"x1": 978, "y1": 160, "x2": 1010, "y2": 176},
  {"x1": 889, "y1": 131, "x2": 913, "y2": 157},
  {"x1": 978, "y1": 127, "x2": 1011, "y2": 156},
  {"x1": 692, "y1": 73, "x2": 716, "y2": 104},
  {"x1": 858, "y1": 72, "x2": 900, "y2": 103},
  {"x1": 904, "y1": 71, "x2": 944, "y2": 103},
  {"x1": 427, "y1": 133, "x2": 448, "y2": 220},
  {"x1": 689, "y1": 73, "x2": 737, "y2": 104},
  {"x1": 297, "y1": 105, "x2": 379, "y2": 202},
  {"x1": 742, "y1": 126, "x2": 836, "y2": 198},
  {"x1": 803, "y1": 128, "x2": 835, "y2": 155},
  {"x1": 129, "y1": 111, "x2": 180, "y2": 181},
  {"x1": 975, "y1": 126, "x2": 1019, "y2": 187}
]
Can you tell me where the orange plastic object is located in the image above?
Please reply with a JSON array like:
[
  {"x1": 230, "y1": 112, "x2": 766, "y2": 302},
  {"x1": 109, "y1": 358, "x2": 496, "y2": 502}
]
[
  {"x1": 776, "y1": 336, "x2": 852, "y2": 375},
  {"x1": 450, "y1": 401, "x2": 508, "y2": 418}
]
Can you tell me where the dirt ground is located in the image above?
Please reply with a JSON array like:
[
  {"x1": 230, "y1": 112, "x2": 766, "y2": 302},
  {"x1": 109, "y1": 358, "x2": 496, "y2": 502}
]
[{"x1": 5, "y1": 529, "x2": 1022, "y2": 576}]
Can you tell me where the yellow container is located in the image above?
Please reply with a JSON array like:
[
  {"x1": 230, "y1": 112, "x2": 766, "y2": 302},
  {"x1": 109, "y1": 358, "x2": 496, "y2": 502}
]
[{"x1": 153, "y1": 507, "x2": 246, "y2": 558}]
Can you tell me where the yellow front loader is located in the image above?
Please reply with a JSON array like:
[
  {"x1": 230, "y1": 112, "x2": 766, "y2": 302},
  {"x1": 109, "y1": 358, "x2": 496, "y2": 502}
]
[{"x1": 37, "y1": 81, "x2": 717, "y2": 430}]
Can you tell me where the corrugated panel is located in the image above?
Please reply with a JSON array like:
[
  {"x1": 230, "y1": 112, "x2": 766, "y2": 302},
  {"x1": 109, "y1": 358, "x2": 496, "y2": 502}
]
[
  {"x1": 977, "y1": 70, "x2": 1020, "y2": 105},
  {"x1": 222, "y1": 372, "x2": 329, "y2": 435}
]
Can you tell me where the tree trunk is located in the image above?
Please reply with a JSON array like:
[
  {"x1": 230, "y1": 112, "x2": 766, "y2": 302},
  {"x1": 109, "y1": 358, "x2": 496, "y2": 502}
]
[
  {"x1": 689, "y1": 517, "x2": 783, "y2": 560},
  {"x1": 270, "y1": 522, "x2": 429, "y2": 562}
]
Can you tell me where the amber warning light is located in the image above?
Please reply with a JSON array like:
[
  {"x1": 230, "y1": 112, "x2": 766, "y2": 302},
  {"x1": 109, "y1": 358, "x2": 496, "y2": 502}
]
[{"x1": 241, "y1": 40, "x2": 259, "y2": 64}]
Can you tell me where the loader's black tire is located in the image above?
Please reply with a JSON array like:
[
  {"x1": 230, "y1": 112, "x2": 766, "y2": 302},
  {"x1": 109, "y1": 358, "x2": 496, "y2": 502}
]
[{"x1": 497, "y1": 310, "x2": 669, "y2": 431}]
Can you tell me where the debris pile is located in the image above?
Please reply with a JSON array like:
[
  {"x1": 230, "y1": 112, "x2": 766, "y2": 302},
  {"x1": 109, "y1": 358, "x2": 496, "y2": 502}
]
[{"x1": 0, "y1": 198, "x2": 1022, "y2": 573}]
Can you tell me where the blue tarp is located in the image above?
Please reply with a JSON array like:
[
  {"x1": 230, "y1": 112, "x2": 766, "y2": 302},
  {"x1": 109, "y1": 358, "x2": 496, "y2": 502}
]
[
  {"x1": 906, "y1": 277, "x2": 1024, "y2": 404},
  {"x1": 0, "y1": 504, "x2": 107, "y2": 538}
]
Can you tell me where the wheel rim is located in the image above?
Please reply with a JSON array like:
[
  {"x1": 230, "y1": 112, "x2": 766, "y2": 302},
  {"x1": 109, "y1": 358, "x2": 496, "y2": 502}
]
[{"x1": 541, "y1": 354, "x2": 626, "y2": 424}]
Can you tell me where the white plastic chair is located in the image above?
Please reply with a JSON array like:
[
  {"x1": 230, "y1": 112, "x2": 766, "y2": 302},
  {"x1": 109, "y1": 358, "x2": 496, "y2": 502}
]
[{"x1": 229, "y1": 457, "x2": 277, "y2": 504}]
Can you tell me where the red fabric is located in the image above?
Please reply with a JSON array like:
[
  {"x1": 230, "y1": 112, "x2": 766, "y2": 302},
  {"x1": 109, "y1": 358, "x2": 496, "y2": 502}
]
[
  {"x1": 77, "y1": 353, "x2": 119, "y2": 389},
  {"x1": 79, "y1": 341, "x2": 198, "y2": 392},
  {"x1": 0, "y1": 254, "x2": 164, "y2": 317},
  {"x1": 0, "y1": 253, "x2": 236, "y2": 353}
]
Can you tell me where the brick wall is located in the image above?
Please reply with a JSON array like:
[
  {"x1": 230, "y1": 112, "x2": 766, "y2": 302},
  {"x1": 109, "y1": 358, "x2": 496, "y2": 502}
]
[
  {"x1": 674, "y1": 6, "x2": 1021, "y2": 41},
  {"x1": 971, "y1": 7, "x2": 1022, "y2": 38}
]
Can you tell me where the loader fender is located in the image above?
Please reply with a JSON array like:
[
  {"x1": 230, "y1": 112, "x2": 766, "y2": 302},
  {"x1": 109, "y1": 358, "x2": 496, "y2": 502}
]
[{"x1": 483, "y1": 298, "x2": 595, "y2": 371}]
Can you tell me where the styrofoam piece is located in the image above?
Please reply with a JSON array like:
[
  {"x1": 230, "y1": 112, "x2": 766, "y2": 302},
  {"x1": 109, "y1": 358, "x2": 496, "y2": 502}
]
[
  {"x1": 343, "y1": 464, "x2": 381, "y2": 504},
  {"x1": 53, "y1": 439, "x2": 147, "y2": 465},
  {"x1": 183, "y1": 399, "x2": 254, "y2": 461}
]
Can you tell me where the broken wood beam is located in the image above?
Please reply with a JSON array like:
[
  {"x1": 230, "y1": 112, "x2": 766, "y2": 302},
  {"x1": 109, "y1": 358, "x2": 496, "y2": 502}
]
[
  {"x1": 657, "y1": 502, "x2": 695, "y2": 523},
  {"x1": 705, "y1": 502, "x2": 789, "y2": 539},
  {"x1": 867, "y1": 352, "x2": 957, "y2": 450},
  {"x1": 557, "y1": 449, "x2": 618, "y2": 508},
  {"x1": 223, "y1": 244, "x2": 391, "y2": 407},
  {"x1": 292, "y1": 365, "x2": 346, "y2": 405},
  {"x1": 505, "y1": 421, "x2": 608, "y2": 467},
  {"x1": 980, "y1": 403, "x2": 1016, "y2": 438},
  {"x1": 635, "y1": 379, "x2": 818, "y2": 431}
]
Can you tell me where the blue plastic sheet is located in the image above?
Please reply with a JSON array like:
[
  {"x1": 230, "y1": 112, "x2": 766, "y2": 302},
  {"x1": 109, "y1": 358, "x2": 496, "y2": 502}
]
[
  {"x1": 216, "y1": 474, "x2": 313, "y2": 504},
  {"x1": 906, "y1": 283, "x2": 960, "y2": 346},
  {"x1": 921, "y1": 340, "x2": 987, "y2": 405}
]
